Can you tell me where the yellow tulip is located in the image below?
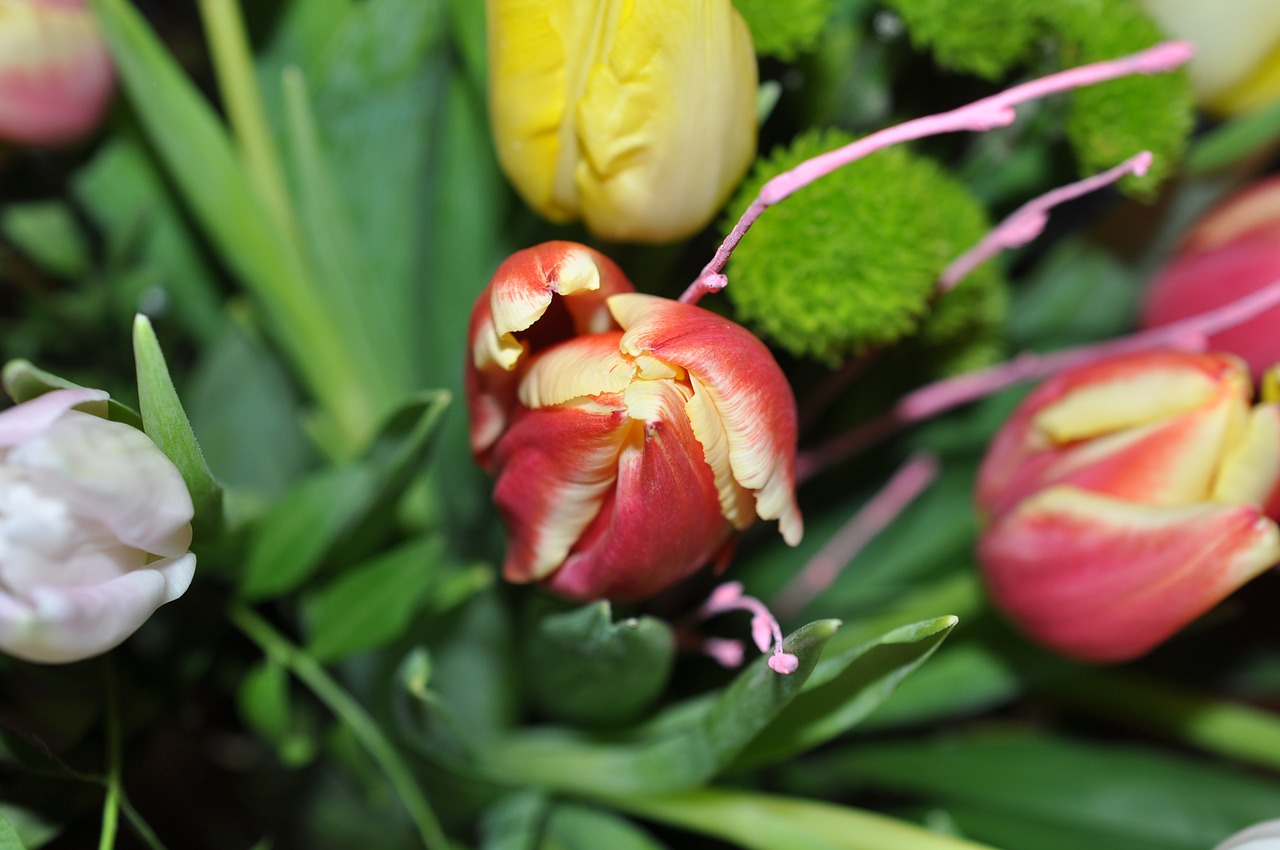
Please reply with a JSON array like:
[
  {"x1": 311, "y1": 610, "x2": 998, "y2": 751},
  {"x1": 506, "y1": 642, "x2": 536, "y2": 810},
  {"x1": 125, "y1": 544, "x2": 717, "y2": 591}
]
[{"x1": 486, "y1": 0, "x2": 759, "y2": 243}]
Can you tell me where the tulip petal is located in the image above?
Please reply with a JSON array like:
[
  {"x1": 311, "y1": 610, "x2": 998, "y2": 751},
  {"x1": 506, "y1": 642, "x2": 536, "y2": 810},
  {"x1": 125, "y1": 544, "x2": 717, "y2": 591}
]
[
  {"x1": 0, "y1": 387, "x2": 108, "y2": 447},
  {"x1": 493, "y1": 397, "x2": 631, "y2": 582},
  {"x1": 611, "y1": 293, "x2": 802, "y2": 544},
  {"x1": 518, "y1": 332, "x2": 634, "y2": 409},
  {"x1": 546, "y1": 380, "x2": 731, "y2": 601},
  {"x1": 1213, "y1": 403, "x2": 1280, "y2": 518},
  {"x1": 0, "y1": 551, "x2": 196, "y2": 664},
  {"x1": 980, "y1": 486, "x2": 1280, "y2": 662},
  {"x1": 977, "y1": 351, "x2": 1252, "y2": 518}
]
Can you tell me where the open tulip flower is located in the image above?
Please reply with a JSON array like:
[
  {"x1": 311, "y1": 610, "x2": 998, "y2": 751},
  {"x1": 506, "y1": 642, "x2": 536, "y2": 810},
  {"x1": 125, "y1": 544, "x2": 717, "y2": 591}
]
[
  {"x1": 0, "y1": 0, "x2": 116, "y2": 147},
  {"x1": 467, "y1": 241, "x2": 802, "y2": 601},
  {"x1": 975, "y1": 350, "x2": 1280, "y2": 663},
  {"x1": 0, "y1": 388, "x2": 195, "y2": 663},
  {"x1": 485, "y1": 0, "x2": 758, "y2": 243}
]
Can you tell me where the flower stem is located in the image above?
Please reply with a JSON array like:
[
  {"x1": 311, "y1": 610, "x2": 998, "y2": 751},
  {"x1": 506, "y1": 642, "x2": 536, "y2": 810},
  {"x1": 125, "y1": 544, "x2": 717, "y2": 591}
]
[
  {"x1": 98, "y1": 658, "x2": 121, "y2": 850},
  {"x1": 229, "y1": 602, "x2": 449, "y2": 850}
]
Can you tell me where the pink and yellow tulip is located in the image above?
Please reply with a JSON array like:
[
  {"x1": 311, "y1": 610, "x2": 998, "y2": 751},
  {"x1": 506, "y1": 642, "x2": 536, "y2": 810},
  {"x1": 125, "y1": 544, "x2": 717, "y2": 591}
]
[
  {"x1": 976, "y1": 350, "x2": 1280, "y2": 662},
  {"x1": 0, "y1": 0, "x2": 115, "y2": 147},
  {"x1": 467, "y1": 241, "x2": 802, "y2": 601}
]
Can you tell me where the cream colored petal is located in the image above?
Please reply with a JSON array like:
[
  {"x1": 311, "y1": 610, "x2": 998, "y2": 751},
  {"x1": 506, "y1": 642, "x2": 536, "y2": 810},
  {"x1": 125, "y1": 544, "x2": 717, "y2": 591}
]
[
  {"x1": 1213, "y1": 403, "x2": 1280, "y2": 507},
  {"x1": 519, "y1": 332, "x2": 633, "y2": 409},
  {"x1": 573, "y1": 0, "x2": 757, "y2": 242},
  {"x1": 1137, "y1": 0, "x2": 1280, "y2": 104},
  {"x1": 684, "y1": 375, "x2": 756, "y2": 530}
]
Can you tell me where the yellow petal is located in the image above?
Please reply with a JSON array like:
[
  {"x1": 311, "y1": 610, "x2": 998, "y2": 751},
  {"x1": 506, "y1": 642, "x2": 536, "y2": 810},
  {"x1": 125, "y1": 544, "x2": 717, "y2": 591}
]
[
  {"x1": 1213, "y1": 403, "x2": 1280, "y2": 506},
  {"x1": 685, "y1": 375, "x2": 757, "y2": 530},
  {"x1": 518, "y1": 332, "x2": 633, "y2": 409}
]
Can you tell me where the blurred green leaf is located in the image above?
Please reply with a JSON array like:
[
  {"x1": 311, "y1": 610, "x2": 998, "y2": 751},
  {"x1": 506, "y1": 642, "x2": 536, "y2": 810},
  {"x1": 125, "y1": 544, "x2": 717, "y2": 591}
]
[
  {"x1": 478, "y1": 620, "x2": 839, "y2": 795},
  {"x1": 541, "y1": 804, "x2": 669, "y2": 850},
  {"x1": 0, "y1": 813, "x2": 29, "y2": 850},
  {"x1": 813, "y1": 732, "x2": 1280, "y2": 850},
  {"x1": 238, "y1": 657, "x2": 316, "y2": 768},
  {"x1": 239, "y1": 463, "x2": 377, "y2": 600},
  {"x1": 480, "y1": 792, "x2": 547, "y2": 850},
  {"x1": 133, "y1": 314, "x2": 224, "y2": 538},
  {"x1": 185, "y1": 317, "x2": 314, "y2": 501},
  {"x1": 734, "y1": 616, "x2": 957, "y2": 768},
  {"x1": 0, "y1": 203, "x2": 88, "y2": 280},
  {"x1": 608, "y1": 787, "x2": 999, "y2": 850},
  {"x1": 526, "y1": 602, "x2": 675, "y2": 728},
  {"x1": 0, "y1": 806, "x2": 56, "y2": 850},
  {"x1": 1186, "y1": 100, "x2": 1280, "y2": 175},
  {"x1": 303, "y1": 535, "x2": 445, "y2": 662}
]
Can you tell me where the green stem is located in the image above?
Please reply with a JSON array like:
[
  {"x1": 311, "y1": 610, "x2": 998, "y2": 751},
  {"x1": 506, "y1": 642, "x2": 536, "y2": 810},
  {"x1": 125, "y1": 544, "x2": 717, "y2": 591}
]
[
  {"x1": 1042, "y1": 668, "x2": 1280, "y2": 773},
  {"x1": 197, "y1": 0, "x2": 297, "y2": 241},
  {"x1": 229, "y1": 602, "x2": 449, "y2": 850},
  {"x1": 119, "y1": 795, "x2": 170, "y2": 850},
  {"x1": 98, "y1": 658, "x2": 121, "y2": 850}
]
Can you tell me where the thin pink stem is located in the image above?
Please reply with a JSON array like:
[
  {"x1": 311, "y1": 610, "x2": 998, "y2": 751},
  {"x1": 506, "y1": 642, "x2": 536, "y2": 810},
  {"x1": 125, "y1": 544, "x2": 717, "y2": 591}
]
[
  {"x1": 678, "y1": 41, "x2": 1194, "y2": 305},
  {"x1": 938, "y1": 151, "x2": 1153, "y2": 293},
  {"x1": 699, "y1": 581, "x2": 800, "y2": 675},
  {"x1": 797, "y1": 274, "x2": 1280, "y2": 479},
  {"x1": 774, "y1": 452, "x2": 940, "y2": 620}
]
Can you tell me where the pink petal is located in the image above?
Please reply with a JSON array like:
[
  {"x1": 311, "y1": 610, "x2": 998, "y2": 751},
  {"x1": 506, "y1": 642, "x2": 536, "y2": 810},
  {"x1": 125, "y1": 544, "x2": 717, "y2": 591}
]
[
  {"x1": 492, "y1": 397, "x2": 631, "y2": 583},
  {"x1": 980, "y1": 486, "x2": 1280, "y2": 662},
  {"x1": 609, "y1": 293, "x2": 802, "y2": 545},
  {"x1": 466, "y1": 241, "x2": 634, "y2": 463},
  {"x1": 0, "y1": 552, "x2": 195, "y2": 664},
  {"x1": 0, "y1": 387, "x2": 108, "y2": 447},
  {"x1": 544, "y1": 378, "x2": 732, "y2": 601}
]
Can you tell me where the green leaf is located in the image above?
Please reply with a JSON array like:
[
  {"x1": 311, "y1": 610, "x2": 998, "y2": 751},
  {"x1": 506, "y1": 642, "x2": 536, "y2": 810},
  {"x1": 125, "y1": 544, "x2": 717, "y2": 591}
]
[
  {"x1": 732, "y1": 0, "x2": 837, "y2": 60},
  {"x1": 478, "y1": 620, "x2": 840, "y2": 795},
  {"x1": 303, "y1": 535, "x2": 446, "y2": 662},
  {"x1": 814, "y1": 733, "x2": 1280, "y2": 850},
  {"x1": 239, "y1": 463, "x2": 377, "y2": 600},
  {"x1": 1186, "y1": 99, "x2": 1280, "y2": 175},
  {"x1": 525, "y1": 601, "x2": 675, "y2": 728},
  {"x1": 541, "y1": 804, "x2": 669, "y2": 850},
  {"x1": 237, "y1": 657, "x2": 315, "y2": 767},
  {"x1": 133, "y1": 314, "x2": 224, "y2": 537},
  {"x1": 0, "y1": 813, "x2": 29, "y2": 850},
  {"x1": 0, "y1": 202, "x2": 89, "y2": 280},
  {"x1": 607, "y1": 787, "x2": 1000, "y2": 850},
  {"x1": 480, "y1": 792, "x2": 548, "y2": 850},
  {"x1": 0, "y1": 806, "x2": 56, "y2": 850},
  {"x1": 0, "y1": 359, "x2": 141, "y2": 427},
  {"x1": 734, "y1": 616, "x2": 957, "y2": 768}
]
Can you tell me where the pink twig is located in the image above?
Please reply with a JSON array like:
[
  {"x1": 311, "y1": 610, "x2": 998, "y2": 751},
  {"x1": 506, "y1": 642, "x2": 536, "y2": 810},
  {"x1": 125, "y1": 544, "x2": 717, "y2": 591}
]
[
  {"x1": 774, "y1": 452, "x2": 940, "y2": 620},
  {"x1": 678, "y1": 41, "x2": 1194, "y2": 305},
  {"x1": 797, "y1": 275, "x2": 1280, "y2": 479},
  {"x1": 938, "y1": 151, "x2": 1154, "y2": 293},
  {"x1": 699, "y1": 581, "x2": 800, "y2": 674}
]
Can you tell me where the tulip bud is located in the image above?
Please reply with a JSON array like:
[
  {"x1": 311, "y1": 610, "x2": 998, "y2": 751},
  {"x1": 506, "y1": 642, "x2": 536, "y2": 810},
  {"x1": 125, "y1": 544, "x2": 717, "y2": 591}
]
[
  {"x1": 0, "y1": 388, "x2": 195, "y2": 663},
  {"x1": 975, "y1": 350, "x2": 1280, "y2": 663},
  {"x1": 1136, "y1": 0, "x2": 1280, "y2": 114},
  {"x1": 467, "y1": 241, "x2": 802, "y2": 601},
  {"x1": 1141, "y1": 176, "x2": 1280, "y2": 378},
  {"x1": 486, "y1": 0, "x2": 758, "y2": 243},
  {"x1": 0, "y1": 0, "x2": 115, "y2": 147}
]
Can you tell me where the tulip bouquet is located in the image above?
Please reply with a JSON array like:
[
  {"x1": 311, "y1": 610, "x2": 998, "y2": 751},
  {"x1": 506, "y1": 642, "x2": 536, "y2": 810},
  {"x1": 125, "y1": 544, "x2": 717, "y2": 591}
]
[{"x1": 7, "y1": 0, "x2": 1280, "y2": 848}]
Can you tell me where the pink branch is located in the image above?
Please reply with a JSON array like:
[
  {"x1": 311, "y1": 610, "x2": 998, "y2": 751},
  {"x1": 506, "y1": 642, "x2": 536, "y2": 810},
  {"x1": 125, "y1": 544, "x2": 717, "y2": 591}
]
[
  {"x1": 938, "y1": 151, "x2": 1153, "y2": 293},
  {"x1": 774, "y1": 452, "x2": 940, "y2": 620},
  {"x1": 797, "y1": 275, "x2": 1280, "y2": 479},
  {"x1": 678, "y1": 41, "x2": 1194, "y2": 305}
]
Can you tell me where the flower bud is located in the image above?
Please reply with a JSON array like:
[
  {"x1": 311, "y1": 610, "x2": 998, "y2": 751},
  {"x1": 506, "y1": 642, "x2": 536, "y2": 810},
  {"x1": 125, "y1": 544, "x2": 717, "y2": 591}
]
[
  {"x1": 1136, "y1": 0, "x2": 1280, "y2": 114},
  {"x1": 975, "y1": 350, "x2": 1280, "y2": 663},
  {"x1": 0, "y1": 388, "x2": 195, "y2": 663},
  {"x1": 467, "y1": 241, "x2": 802, "y2": 601},
  {"x1": 0, "y1": 0, "x2": 116, "y2": 147},
  {"x1": 1141, "y1": 176, "x2": 1280, "y2": 378},
  {"x1": 486, "y1": 0, "x2": 758, "y2": 243}
]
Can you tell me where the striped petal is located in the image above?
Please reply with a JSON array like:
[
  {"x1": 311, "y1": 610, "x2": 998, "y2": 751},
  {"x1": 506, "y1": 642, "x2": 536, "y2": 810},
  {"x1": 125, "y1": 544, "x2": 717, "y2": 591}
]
[
  {"x1": 492, "y1": 397, "x2": 630, "y2": 582},
  {"x1": 610, "y1": 293, "x2": 802, "y2": 545},
  {"x1": 977, "y1": 351, "x2": 1252, "y2": 519},
  {"x1": 518, "y1": 332, "x2": 633, "y2": 410},
  {"x1": 546, "y1": 378, "x2": 731, "y2": 601},
  {"x1": 980, "y1": 485, "x2": 1280, "y2": 663},
  {"x1": 466, "y1": 241, "x2": 634, "y2": 461}
]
